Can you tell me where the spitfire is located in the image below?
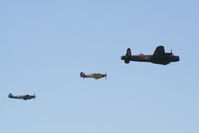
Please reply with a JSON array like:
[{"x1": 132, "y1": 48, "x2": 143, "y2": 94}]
[
  {"x1": 121, "y1": 45, "x2": 180, "y2": 65},
  {"x1": 80, "y1": 72, "x2": 107, "y2": 80},
  {"x1": 8, "y1": 93, "x2": 36, "y2": 100}
]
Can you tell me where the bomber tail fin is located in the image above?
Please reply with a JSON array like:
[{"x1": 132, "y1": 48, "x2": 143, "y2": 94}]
[
  {"x1": 126, "y1": 48, "x2": 132, "y2": 56},
  {"x1": 123, "y1": 48, "x2": 131, "y2": 64}
]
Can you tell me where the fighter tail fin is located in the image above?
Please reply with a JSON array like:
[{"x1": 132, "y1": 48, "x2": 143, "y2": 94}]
[
  {"x1": 80, "y1": 72, "x2": 86, "y2": 78},
  {"x1": 8, "y1": 93, "x2": 13, "y2": 98}
]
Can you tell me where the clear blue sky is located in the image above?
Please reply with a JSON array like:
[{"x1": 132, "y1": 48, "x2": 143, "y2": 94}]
[{"x1": 0, "y1": 0, "x2": 199, "y2": 133}]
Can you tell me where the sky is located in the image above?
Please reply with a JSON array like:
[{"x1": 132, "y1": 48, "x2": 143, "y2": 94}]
[{"x1": 0, "y1": 0, "x2": 199, "y2": 133}]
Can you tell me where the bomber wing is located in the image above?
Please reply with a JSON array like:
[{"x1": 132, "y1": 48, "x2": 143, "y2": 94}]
[{"x1": 153, "y1": 45, "x2": 165, "y2": 57}]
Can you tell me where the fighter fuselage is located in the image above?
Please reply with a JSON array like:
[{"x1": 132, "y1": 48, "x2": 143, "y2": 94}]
[
  {"x1": 8, "y1": 93, "x2": 36, "y2": 100},
  {"x1": 80, "y1": 72, "x2": 107, "y2": 79}
]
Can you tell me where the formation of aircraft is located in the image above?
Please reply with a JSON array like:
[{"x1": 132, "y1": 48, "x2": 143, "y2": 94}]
[
  {"x1": 8, "y1": 45, "x2": 180, "y2": 100},
  {"x1": 121, "y1": 46, "x2": 180, "y2": 65},
  {"x1": 80, "y1": 72, "x2": 107, "y2": 79},
  {"x1": 8, "y1": 93, "x2": 36, "y2": 100}
]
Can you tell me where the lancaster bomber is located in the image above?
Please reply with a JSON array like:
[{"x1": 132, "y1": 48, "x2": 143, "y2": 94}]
[
  {"x1": 80, "y1": 72, "x2": 107, "y2": 79},
  {"x1": 8, "y1": 93, "x2": 36, "y2": 100},
  {"x1": 121, "y1": 45, "x2": 180, "y2": 65}
]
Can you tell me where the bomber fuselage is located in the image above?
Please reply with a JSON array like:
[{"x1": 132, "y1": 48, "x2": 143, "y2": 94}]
[{"x1": 121, "y1": 51, "x2": 179, "y2": 65}]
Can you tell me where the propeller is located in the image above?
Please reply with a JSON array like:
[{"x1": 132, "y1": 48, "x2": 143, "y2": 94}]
[
  {"x1": 105, "y1": 73, "x2": 107, "y2": 79},
  {"x1": 34, "y1": 93, "x2": 36, "y2": 101}
]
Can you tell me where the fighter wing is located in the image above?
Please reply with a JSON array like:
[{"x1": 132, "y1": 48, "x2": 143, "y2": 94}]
[
  {"x1": 153, "y1": 46, "x2": 165, "y2": 57},
  {"x1": 23, "y1": 95, "x2": 31, "y2": 100}
]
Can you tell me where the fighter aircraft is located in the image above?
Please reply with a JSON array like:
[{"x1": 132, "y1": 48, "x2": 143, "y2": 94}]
[
  {"x1": 80, "y1": 72, "x2": 107, "y2": 79},
  {"x1": 121, "y1": 45, "x2": 180, "y2": 65},
  {"x1": 8, "y1": 93, "x2": 36, "y2": 100}
]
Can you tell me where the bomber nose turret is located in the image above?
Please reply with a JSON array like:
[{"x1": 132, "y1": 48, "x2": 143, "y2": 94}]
[
  {"x1": 174, "y1": 56, "x2": 180, "y2": 62},
  {"x1": 176, "y1": 56, "x2": 180, "y2": 61}
]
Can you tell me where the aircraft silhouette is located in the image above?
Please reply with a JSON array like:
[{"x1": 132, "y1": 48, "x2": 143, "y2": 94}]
[
  {"x1": 80, "y1": 72, "x2": 107, "y2": 80},
  {"x1": 121, "y1": 45, "x2": 180, "y2": 65},
  {"x1": 8, "y1": 93, "x2": 36, "y2": 100}
]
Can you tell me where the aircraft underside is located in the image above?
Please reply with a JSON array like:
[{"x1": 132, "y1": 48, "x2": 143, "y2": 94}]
[{"x1": 126, "y1": 56, "x2": 172, "y2": 65}]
